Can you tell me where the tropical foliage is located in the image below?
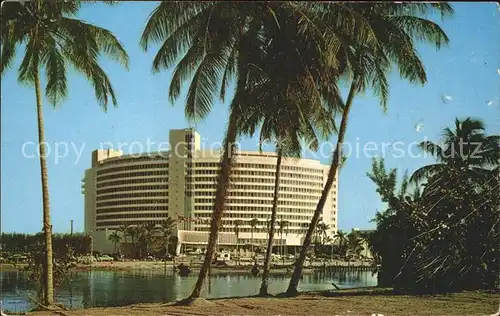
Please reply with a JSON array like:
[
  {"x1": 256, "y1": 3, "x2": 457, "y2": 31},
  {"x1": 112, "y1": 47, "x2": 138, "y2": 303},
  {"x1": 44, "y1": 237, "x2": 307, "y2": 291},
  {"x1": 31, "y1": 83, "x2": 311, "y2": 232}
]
[
  {"x1": 108, "y1": 232, "x2": 121, "y2": 254},
  {"x1": 159, "y1": 217, "x2": 177, "y2": 257},
  {"x1": 1, "y1": 233, "x2": 91, "y2": 257},
  {"x1": 368, "y1": 118, "x2": 499, "y2": 293}
]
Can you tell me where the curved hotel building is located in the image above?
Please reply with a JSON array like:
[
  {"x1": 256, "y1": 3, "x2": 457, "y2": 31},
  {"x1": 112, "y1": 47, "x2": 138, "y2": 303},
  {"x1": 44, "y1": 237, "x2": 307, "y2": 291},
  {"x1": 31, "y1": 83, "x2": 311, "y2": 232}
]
[{"x1": 83, "y1": 129, "x2": 338, "y2": 254}]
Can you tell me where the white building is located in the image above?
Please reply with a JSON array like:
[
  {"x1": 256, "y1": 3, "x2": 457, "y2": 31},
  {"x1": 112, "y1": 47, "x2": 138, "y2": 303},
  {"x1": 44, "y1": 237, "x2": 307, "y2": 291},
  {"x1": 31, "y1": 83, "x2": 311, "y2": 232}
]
[{"x1": 83, "y1": 129, "x2": 338, "y2": 255}]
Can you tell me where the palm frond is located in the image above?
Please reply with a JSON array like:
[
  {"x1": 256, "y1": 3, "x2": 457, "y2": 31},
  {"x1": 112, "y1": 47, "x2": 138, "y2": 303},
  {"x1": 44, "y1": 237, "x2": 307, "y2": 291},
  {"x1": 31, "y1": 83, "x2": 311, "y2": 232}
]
[
  {"x1": 86, "y1": 23, "x2": 129, "y2": 68},
  {"x1": 385, "y1": 16, "x2": 449, "y2": 49},
  {"x1": 184, "y1": 53, "x2": 227, "y2": 122},
  {"x1": 149, "y1": 7, "x2": 211, "y2": 72},
  {"x1": 410, "y1": 163, "x2": 445, "y2": 184},
  {"x1": 418, "y1": 141, "x2": 445, "y2": 160},
  {"x1": 1, "y1": 31, "x2": 18, "y2": 75},
  {"x1": 43, "y1": 37, "x2": 67, "y2": 106},
  {"x1": 17, "y1": 37, "x2": 39, "y2": 84},
  {"x1": 140, "y1": 2, "x2": 214, "y2": 50}
]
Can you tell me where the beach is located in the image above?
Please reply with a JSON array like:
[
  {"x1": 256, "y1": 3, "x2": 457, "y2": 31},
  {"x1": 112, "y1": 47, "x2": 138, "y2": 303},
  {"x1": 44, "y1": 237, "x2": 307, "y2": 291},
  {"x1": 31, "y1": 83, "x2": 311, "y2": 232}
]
[{"x1": 26, "y1": 290, "x2": 498, "y2": 316}]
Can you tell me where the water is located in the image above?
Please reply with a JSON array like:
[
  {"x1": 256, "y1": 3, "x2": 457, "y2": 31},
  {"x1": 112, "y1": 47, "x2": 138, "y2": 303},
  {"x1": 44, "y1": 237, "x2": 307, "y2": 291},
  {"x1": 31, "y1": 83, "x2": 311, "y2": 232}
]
[{"x1": 0, "y1": 270, "x2": 377, "y2": 313}]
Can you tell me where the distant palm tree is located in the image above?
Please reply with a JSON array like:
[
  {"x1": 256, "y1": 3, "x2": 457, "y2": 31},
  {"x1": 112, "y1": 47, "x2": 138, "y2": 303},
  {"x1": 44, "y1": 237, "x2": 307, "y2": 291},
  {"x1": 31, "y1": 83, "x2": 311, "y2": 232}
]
[
  {"x1": 118, "y1": 223, "x2": 130, "y2": 245},
  {"x1": 265, "y1": 219, "x2": 272, "y2": 234},
  {"x1": 323, "y1": 236, "x2": 334, "y2": 261},
  {"x1": 139, "y1": 222, "x2": 159, "y2": 257},
  {"x1": 317, "y1": 222, "x2": 330, "y2": 245},
  {"x1": 334, "y1": 230, "x2": 347, "y2": 259},
  {"x1": 1, "y1": 1, "x2": 128, "y2": 305},
  {"x1": 277, "y1": 219, "x2": 289, "y2": 266},
  {"x1": 108, "y1": 232, "x2": 121, "y2": 254},
  {"x1": 159, "y1": 217, "x2": 176, "y2": 257},
  {"x1": 233, "y1": 220, "x2": 242, "y2": 265},
  {"x1": 277, "y1": 219, "x2": 288, "y2": 255},
  {"x1": 347, "y1": 233, "x2": 364, "y2": 259},
  {"x1": 411, "y1": 117, "x2": 499, "y2": 189},
  {"x1": 315, "y1": 222, "x2": 330, "y2": 255},
  {"x1": 249, "y1": 218, "x2": 260, "y2": 257},
  {"x1": 127, "y1": 226, "x2": 139, "y2": 258}
]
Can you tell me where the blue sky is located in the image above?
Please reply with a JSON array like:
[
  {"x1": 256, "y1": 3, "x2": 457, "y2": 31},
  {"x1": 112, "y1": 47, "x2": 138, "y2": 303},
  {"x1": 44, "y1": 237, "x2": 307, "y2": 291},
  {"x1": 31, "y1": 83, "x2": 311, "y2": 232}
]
[{"x1": 1, "y1": 2, "x2": 499, "y2": 234}]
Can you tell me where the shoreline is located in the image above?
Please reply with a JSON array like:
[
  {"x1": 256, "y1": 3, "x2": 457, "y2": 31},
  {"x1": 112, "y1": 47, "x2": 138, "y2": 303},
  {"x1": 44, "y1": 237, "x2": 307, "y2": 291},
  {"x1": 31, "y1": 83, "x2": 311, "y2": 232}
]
[{"x1": 0, "y1": 262, "x2": 320, "y2": 275}]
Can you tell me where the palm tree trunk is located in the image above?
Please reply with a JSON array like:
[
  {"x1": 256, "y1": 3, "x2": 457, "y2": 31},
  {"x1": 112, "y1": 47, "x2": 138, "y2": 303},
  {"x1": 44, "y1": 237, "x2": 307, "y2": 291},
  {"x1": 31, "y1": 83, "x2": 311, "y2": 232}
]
[
  {"x1": 330, "y1": 242, "x2": 333, "y2": 261},
  {"x1": 236, "y1": 234, "x2": 239, "y2": 266},
  {"x1": 187, "y1": 108, "x2": 238, "y2": 301},
  {"x1": 35, "y1": 67, "x2": 55, "y2": 306},
  {"x1": 282, "y1": 230, "x2": 285, "y2": 267},
  {"x1": 165, "y1": 235, "x2": 170, "y2": 257},
  {"x1": 286, "y1": 76, "x2": 359, "y2": 296},
  {"x1": 339, "y1": 238, "x2": 343, "y2": 259},
  {"x1": 251, "y1": 228, "x2": 254, "y2": 257},
  {"x1": 260, "y1": 149, "x2": 282, "y2": 296}
]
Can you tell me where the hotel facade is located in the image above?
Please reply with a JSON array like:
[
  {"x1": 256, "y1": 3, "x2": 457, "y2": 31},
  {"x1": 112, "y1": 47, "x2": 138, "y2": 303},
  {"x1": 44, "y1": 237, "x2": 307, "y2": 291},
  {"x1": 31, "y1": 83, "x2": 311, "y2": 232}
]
[{"x1": 83, "y1": 129, "x2": 338, "y2": 254}]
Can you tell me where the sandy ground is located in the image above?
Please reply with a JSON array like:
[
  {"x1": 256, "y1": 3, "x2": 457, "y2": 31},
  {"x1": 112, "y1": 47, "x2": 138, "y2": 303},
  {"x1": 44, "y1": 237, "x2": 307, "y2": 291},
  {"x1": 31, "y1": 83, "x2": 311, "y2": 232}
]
[{"x1": 27, "y1": 291, "x2": 499, "y2": 316}]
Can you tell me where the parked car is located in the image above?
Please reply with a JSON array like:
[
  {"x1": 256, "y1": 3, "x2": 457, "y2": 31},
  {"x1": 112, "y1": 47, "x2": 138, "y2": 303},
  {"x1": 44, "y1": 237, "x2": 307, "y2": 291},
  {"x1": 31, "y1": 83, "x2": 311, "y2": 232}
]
[
  {"x1": 97, "y1": 255, "x2": 114, "y2": 262},
  {"x1": 163, "y1": 254, "x2": 174, "y2": 261},
  {"x1": 78, "y1": 255, "x2": 97, "y2": 264},
  {"x1": 9, "y1": 254, "x2": 28, "y2": 263}
]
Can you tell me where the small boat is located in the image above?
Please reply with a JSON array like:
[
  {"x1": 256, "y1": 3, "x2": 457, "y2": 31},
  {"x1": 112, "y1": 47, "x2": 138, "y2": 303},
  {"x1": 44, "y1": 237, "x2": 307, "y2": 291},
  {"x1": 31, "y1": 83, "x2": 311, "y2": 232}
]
[
  {"x1": 250, "y1": 264, "x2": 260, "y2": 276},
  {"x1": 177, "y1": 263, "x2": 192, "y2": 277}
]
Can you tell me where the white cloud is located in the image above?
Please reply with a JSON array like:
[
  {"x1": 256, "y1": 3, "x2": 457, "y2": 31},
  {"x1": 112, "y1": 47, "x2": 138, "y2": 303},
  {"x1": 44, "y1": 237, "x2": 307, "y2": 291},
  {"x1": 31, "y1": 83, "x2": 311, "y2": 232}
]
[
  {"x1": 440, "y1": 94, "x2": 453, "y2": 104},
  {"x1": 415, "y1": 123, "x2": 424, "y2": 133}
]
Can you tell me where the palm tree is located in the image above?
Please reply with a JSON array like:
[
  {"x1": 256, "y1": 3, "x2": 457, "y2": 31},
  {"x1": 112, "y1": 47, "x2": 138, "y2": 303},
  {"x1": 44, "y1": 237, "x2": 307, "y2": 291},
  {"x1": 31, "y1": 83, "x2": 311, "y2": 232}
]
[
  {"x1": 1, "y1": 1, "x2": 128, "y2": 305},
  {"x1": 249, "y1": 218, "x2": 260, "y2": 257},
  {"x1": 233, "y1": 220, "x2": 242, "y2": 265},
  {"x1": 287, "y1": 2, "x2": 454, "y2": 295},
  {"x1": 277, "y1": 219, "x2": 289, "y2": 266},
  {"x1": 317, "y1": 222, "x2": 330, "y2": 245},
  {"x1": 410, "y1": 117, "x2": 499, "y2": 189},
  {"x1": 127, "y1": 226, "x2": 139, "y2": 258},
  {"x1": 236, "y1": 29, "x2": 337, "y2": 294},
  {"x1": 159, "y1": 217, "x2": 176, "y2": 257},
  {"x1": 404, "y1": 119, "x2": 499, "y2": 291},
  {"x1": 118, "y1": 223, "x2": 130, "y2": 247},
  {"x1": 265, "y1": 219, "x2": 272, "y2": 234},
  {"x1": 139, "y1": 222, "x2": 159, "y2": 257},
  {"x1": 334, "y1": 230, "x2": 347, "y2": 259},
  {"x1": 346, "y1": 232, "x2": 364, "y2": 259},
  {"x1": 108, "y1": 232, "x2": 121, "y2": 254},
  {"x1": 140, "y1": 2, "x2": 343, "y2": 302},
  {"x1": 140, "y1": 3, "x2": 264, "y2": 302},
  {"x1": 323, "y1": 236, "x2": 335, "y2": 261},
  {"x1": 316, "y1": 222, "x2": 330, "y2": 254}
]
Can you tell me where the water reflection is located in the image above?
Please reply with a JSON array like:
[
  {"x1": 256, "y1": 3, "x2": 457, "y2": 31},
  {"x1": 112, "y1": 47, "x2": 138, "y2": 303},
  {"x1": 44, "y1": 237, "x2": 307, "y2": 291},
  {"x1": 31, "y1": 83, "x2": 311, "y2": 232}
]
[{"x1": 1, "y1": 270, "x2": 377, "y2": 313}]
